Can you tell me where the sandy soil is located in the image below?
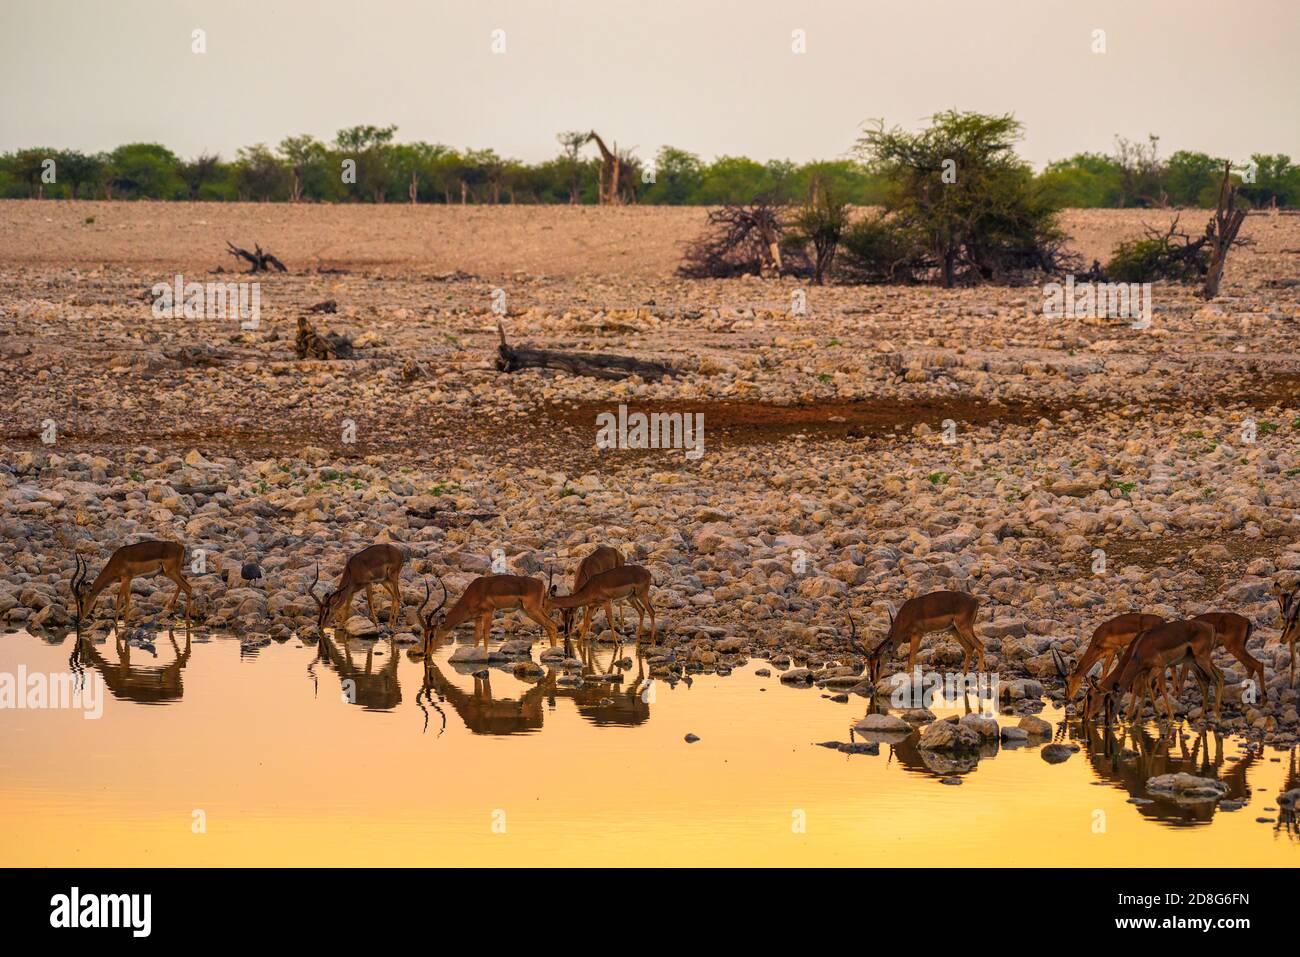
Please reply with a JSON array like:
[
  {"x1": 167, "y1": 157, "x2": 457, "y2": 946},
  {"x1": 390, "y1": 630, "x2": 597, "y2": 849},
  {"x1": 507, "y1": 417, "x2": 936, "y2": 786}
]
[{"x1": 5, "y1": 199, "x2": 1299, "y2": 279}]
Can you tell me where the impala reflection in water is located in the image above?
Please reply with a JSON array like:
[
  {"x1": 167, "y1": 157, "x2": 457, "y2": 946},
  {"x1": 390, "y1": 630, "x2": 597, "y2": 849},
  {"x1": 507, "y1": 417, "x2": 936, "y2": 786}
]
[{"x1": 0, "y1": 627, "x2": 1296, "y2": 867}]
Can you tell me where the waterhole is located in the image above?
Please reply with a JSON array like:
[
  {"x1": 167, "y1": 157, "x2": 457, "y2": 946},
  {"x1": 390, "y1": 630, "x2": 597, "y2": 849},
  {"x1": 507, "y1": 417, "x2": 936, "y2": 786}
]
[{"x1": 0, "y1": 628, "x2": 1295, "y2": 866}]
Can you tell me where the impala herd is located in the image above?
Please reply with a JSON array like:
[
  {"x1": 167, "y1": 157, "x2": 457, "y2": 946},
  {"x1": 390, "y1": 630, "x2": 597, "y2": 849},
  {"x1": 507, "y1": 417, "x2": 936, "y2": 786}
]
[
  {"x1": 71, "y1": 537, "x2": 658, "y2": 659},
  {"x1": 68, "y1": 538, "x2": 1300, "y2": 724}
]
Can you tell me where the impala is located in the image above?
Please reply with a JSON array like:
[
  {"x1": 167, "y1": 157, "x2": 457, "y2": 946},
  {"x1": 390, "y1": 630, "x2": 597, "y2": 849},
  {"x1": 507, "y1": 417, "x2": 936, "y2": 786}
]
[
  {"x1": 71, "y1": 541, "x2": 193, "y2": 629},
  {"x1": 1060, "y1": 613, "x2": 1164, "y2": 699},
  {"x1": 547, "y1": 564, "x2": 656, "y2": 645},
  {"x1": 562, "y1": 545, "x2": 626, "y2": 638},
  {"x1": 863, "y1": 591, "x2": 984, "y2": 683},
  {"x1": 310, "y1": 544, "x2": 405, "y2": 631},
  {"x1": 1189, "y1": 611, "x2": 1266, "y2": 694},
  {"x1": 418, "y1": 572, "x2": 559, "y2": 656},
  {"x1": 1083, "y1": 618, "x2": 1223, "y2": 724},
  {"x1": 1274, "y1": 583, "x2": 1299, "y2": 687}
]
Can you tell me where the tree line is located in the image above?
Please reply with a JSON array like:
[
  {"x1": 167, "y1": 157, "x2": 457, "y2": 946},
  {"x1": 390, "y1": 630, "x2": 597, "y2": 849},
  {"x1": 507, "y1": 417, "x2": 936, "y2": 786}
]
[{"x1": 2, "y1": 124, "x2": 1296, "y2": 209}]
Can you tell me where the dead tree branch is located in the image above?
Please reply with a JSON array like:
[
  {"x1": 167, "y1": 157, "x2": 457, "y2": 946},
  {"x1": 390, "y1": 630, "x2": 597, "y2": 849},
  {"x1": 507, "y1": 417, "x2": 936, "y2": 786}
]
[{"x1": 226, "y1": 242, "x2": 287, "y2": 274}]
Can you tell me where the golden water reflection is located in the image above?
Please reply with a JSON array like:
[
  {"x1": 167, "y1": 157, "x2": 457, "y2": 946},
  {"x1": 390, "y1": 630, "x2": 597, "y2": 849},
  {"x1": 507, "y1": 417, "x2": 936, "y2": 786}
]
[{"x1": 0, "y1": 628, "x2": 1295, "y2": 866}]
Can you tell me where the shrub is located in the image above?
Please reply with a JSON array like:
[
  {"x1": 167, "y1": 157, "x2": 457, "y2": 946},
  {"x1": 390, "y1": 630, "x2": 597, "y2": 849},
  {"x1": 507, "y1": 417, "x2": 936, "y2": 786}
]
[
  {"x1": 679, "y1": 201, "x2": 808, "y2": 278},
  {"x1": 784, "y1": 178, "x2": 850, "y2": 283},
  {"x1": 837, "y1": 213, "x2": 927, "y2": 283},
  {"x1": 1104, "y1": 220, "x2": 1209, "y2": 283}
]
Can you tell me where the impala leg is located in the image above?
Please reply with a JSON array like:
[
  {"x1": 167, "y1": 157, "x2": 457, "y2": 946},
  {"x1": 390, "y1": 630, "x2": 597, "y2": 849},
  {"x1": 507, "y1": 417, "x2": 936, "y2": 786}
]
[
  {"x1": 1196, "y1": 653, "x2": 1224, "y2": 721},
  {"x1": 1227, "y1": 643, "x2": 1265, "y2": 700},
  {"x1": 480, "y1": 612, "x2": 493, "y2": 651},
  {"x1": 165, "y1": 567, "x2": 192, "y2": 630},
  {"x1": 364, "y1": 584, "x2": 377, "y2": 623},
  {"x1": 954, "y1": 617, "x2": 984, "y2": 674},
  {"x1": 627, "y1": 596, "x2": 646, "y2": 645},
  {"x1": 119, "y1": 577, "x2": 132, "y2": 629},
  {"x1": 904, "y1": 630, "x2": 922, "y2": 673},
  {"x1": 385, "y1": 578, "x2": 401, "y2": 626},
  {"x1": 1101, "y1": 650, "x2": 1117, "y2": 682},
  {"x1": 951, "y1": 625, "x2": 973, "y2": 674},
  {"x1": 522, "y1": 604, "x2": 559, "y2": 648},
  {"x1": 604, "y1": 601, "x2": 617, "y2": 639},
  {"x1": 1127, "y1": 678, "x2": 1147, "y2": 724},
  {"x1": 1155, "y1": 668, "x2": 1174, "y2": 719}
]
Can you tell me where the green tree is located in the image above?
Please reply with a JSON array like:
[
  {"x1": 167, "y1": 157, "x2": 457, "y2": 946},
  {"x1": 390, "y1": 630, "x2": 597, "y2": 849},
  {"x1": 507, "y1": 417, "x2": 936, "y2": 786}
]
[
  {"x1": 1240, "y1": 154, "x2": 1299, "y2": 208},
  {"x1": 106, "y1": 143, "x2": 183, "y2": 199},
  {"x1": 233, "y1": 144, "x2": 289, "y2": 201},
  {"x1": 1163, "y1": 150, "x2": 1223, "y2": 207},
  {"x1": 56, "y1": 150, "x2": 106, "y2": 199},
  {"x1": 694, "y1": 156, "x2": 777, "y2": 204},
  {"x1": 1036, "y1": 152, "x2": 1123, "y2": 207},
  {"x1": 177, "y1": 152, "x2": 229, "y2": 200},
  {"x1": 334, "y1": 124, "x2": 398, "y2": 202},
  {"x1": 641, "y1": 146, "x2": 702, "y2": 204},
  {"x1": 9, "y1": 148, "x2": 55, "y2": 197},
  {"x1": 856, "y1": 111, "x2": 1063, "y2": 286},
  {"x1": 277, "y1": 135, "x2": 330, "y2": 202},
  {"x1": 1113, "y1": 135, "x2": 1166, "y2": 207}
]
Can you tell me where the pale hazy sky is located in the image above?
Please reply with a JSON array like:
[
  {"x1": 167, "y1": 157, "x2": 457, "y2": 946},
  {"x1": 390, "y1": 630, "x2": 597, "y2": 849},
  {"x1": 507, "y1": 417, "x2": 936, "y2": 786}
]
[{"x1": 2, "y1": 0, "x2": 1297, "y2": 168}]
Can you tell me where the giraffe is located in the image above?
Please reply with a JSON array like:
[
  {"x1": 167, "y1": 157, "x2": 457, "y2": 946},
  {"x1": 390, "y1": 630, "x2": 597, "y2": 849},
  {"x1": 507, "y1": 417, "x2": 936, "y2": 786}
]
[{"x1": 585, "y1": 131, "x2": 637, "y2": 205}]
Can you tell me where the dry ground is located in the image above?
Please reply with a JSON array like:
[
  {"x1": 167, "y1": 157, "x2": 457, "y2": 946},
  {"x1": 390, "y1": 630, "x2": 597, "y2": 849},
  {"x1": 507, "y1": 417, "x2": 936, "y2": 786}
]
[{"x1": 2, "y1": 202, "x2": 1300, "y2": 658}]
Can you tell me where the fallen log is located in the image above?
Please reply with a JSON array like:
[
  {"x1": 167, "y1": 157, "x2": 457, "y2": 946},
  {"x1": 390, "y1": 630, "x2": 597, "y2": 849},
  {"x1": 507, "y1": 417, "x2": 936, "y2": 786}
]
[
  {"x1": 406, "y1": 506, "x2": 498, "y2": 528},
  {"x1": 172, "y1": 483, "x2": 229, "y2": 497},
  {"x1": 162, "y1": 345, "x2": 237, "y2": 367},
  {"x1": 494, "y1": 323, "x2": 677, "y2": 381}
]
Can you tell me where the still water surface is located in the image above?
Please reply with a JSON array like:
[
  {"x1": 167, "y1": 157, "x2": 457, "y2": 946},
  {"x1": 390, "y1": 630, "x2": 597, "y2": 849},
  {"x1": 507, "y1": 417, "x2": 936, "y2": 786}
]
[{"x1": 1, "y1": 628, "x2": 1296, "y2": 866}]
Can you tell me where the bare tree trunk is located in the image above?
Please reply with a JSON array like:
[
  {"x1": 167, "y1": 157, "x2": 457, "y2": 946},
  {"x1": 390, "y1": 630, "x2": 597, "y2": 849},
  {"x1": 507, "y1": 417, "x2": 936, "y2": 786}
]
[{"x1": 1203, "y1": 162, "x2": 1247, "y2": 299}]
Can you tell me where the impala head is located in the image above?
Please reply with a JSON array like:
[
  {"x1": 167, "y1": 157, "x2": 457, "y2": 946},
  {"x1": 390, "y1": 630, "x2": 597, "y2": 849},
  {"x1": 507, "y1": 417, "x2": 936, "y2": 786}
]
[
  {"x1": 308, "y1": 564, "x2": 346, "y2": 632},
  {"x1": 1275, "y1": 583, "x2": 1299, "y2": 636},
  {"x1": 1282, "y1": 590, "x2": 1300, "y2": 649},
  {"x1": 546, "y1": 566, "x2": 578, "y2": 633},
  {"x1": 1275, "y1": 581, "x2": 1295, "y2": 619},
  {"x1": 1081, "y1": 673, "x2": 1112, "y2": 722},
  {"x1": 418, "y1": 574, "x2": 448, "y2": 653},
  {"x1": 70, "y1": 555, "x2": 91, "y2": 622},
  {"x1": 862, "y1": 604, "x2": 896, "y2": 683},
  {"x1": 1052, "y1": 645, "x2": 1083, "y2": 699}
]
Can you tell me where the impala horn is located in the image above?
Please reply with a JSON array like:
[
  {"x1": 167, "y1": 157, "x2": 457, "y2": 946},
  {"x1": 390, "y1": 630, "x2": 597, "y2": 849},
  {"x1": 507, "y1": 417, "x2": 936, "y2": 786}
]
[
  {"x1": 308, "y1": 563, "x2": 325, "y2": 610},
  {"x1": 70, "y1": 555, "x2": 87, "y2": 623},
  {"x1": 1050, "y1": 645, "x2": 1069, "y2": 679},
  {"x1": 419, "y1": 572, "x2": 447, "y2": 631}
]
